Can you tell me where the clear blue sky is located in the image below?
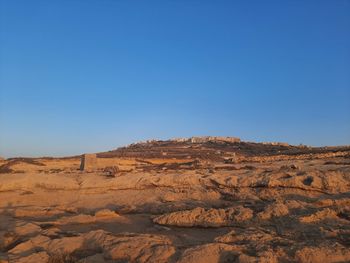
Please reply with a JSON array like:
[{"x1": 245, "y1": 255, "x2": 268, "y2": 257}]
[{"x1": 0, "y1": 0, "x2": 349, "y2": 157}]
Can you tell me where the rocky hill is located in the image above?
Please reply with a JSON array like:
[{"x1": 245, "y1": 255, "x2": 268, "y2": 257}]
[
  {"x1": 0, "y1": 137, "x2": 349, "y2": 262},
  {"x1": 98, "y1": 136, "x2": 350, "y2": 160}
]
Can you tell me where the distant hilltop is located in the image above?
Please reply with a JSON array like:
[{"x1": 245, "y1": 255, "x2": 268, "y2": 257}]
[
  {"x1": 135, "y1": 136, "x2": 292, "y2": 146},
  {"x1": 171, "y1": 136, "x2": 293, "y2": 147},
  {"x1": 171, "y1": 136, "x2": 241, "y2": 143},
  {"x1": 96, "y1": 136, "x2": 350, "y2": 161},
  {"x1": 134, "y1": 136, "x2": 241, "y2": 146}
]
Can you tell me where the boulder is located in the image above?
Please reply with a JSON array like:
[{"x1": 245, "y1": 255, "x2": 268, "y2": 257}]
[{"x1": 103, "y1": 166, "x2": 119, "y2": 177}]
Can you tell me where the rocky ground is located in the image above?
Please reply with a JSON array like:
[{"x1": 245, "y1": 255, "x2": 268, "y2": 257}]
[{"x1": 0, "y1": 137, "x2": 350, "y2": 263}]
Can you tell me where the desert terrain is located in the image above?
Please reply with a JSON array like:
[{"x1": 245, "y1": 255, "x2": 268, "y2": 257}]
[{"x1": 0, "y1": 136, "x2": 350, "y2": 263}]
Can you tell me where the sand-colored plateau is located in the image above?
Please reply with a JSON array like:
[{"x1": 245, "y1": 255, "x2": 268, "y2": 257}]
[{"x1": 0, "y1": 137, "x2": 350, "y2": 262}]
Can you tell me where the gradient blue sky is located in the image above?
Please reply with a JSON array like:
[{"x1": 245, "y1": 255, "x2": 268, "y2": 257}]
[{"x1": 0, "y1": 0, "x2": 349, "y2": 157}]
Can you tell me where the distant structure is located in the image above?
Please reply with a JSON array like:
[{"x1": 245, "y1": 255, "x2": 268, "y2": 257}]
[
  {"x1": 171, "y1": 138, "x2": 188, "y2": 143},
  {"x1": 80, "y1": 154, "x2": 98, "y2": 172},
  {"x1": 189, "y1": 136, "x2": 240, "y2": 143},
  {"x1": 133, "y1": 136, "x2": 241, "y2": 146},
  {"x1": 172, "y1": 136, "x2": 240, "y2": 144}
]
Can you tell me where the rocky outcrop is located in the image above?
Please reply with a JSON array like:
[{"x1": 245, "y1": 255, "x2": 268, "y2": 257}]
[
  {"x1": 257, "y1": 201, "x2": 290, "y2": 220},
  {"x1": 299, "y1": 208, "x2": 339, "y2": 223},
  {"x1": 7, "y1": 230, "x2": 176, "y2": 263},
  {"x1": 153, "y1": 206, "x2": 253, "y2": 227},
  {"x1": 176, "y1": 243, "x2": 241, "y2": 263},
  {"x1": 214, "y1": 228, "x2": 292, "y2": 250},
  {"x1": 52, "y1": 209, "x2": 121, "y2": 225},
  {"x1": 294, "y1": 243, "x2": 350, "y2": 263}
]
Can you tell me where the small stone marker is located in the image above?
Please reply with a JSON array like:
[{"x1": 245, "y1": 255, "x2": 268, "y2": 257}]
[{"x1": 80, "y1": 154, "x2": 98, "y2": 172}]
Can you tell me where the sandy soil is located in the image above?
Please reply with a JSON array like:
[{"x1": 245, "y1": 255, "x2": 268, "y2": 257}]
[{"x1": 0, "y1": 138, "x2": 349, "y2": 262}]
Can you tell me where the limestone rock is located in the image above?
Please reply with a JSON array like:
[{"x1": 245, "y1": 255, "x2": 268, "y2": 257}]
[
  {"x1": 14, "y1": 222, "x2": 41, "y2": 237},
  {"x1": 177, "y1": 243, "x2": 241, "y2": 263},
  {"x1": 80, "y1": 154, "x2": 98, "y2": 172},
  {"x1": 299, "y1": 208, "x2": 339, "y2": 223},
  {"x1": 94, "y1": 209, "x2": 119, "y2": 218},
  {"x1": 215, "y1": 228, "x2": 289, "y2": 248},
  {"x1": 294, "y1": 243, "x2": 350, "y2": 263},
  {"x1": 153, "y1": 206, "x2": 253, "y2": 227},
  {"x1": 103, "y1": 166, "x2": 119, "y2": 177},
  {"x1": 13, "y1": 251, "x2": 49, "y2": 263},
  {"x1": 45, "y1": 230, "x2": 175, "y2": 263},
  {"x1": 0, "y1": 231, "x2": 19, "y2": 252},
  {"x1": 257, "y1": 201, "x2": 289, "y2": 220},
  {"x1": 78, "y1": 253, "x2": 105, "y2": 263}
]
